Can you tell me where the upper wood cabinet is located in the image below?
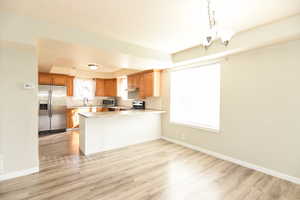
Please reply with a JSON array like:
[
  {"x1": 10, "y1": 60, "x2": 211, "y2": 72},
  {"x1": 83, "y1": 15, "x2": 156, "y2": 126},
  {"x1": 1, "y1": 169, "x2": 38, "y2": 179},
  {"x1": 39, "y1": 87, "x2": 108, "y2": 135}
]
[
  {"x1": 38, "y1": 73, "x2": 52, "y2": 85},
  {"x1": 143, "y1": 72, "x2": 154, "y2": 98},
  {"x1": 95, "y1": 78, "x2": 117, "y2": 97},
  {"x1": 52, "y1": 74, "x2": 67, "y2": 86},
  {"x1": 66, "y1": 76, "x2": 74, "y2": 96},
  {"x1": 38, "y1": 72, "x2": 74, "y2": 96},
  {"x1": 127, "y1": 69, "x2": 161, "y2": 99},
  {"x1": 95, "y1": 79, "x2": 105, "y2": 96},
  {"x1": 128, "y1": 74, "x2": 140, "y2": 89},
  {"x1": 104, "y1": 79, "x2": 117, "y2": 97}
]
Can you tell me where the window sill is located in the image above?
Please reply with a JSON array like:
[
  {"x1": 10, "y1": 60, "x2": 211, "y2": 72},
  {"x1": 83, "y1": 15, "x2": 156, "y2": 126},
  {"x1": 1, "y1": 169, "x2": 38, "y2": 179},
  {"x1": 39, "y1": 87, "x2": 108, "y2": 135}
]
[{"x1": 170, "y1": 121, "x2": 220, "y2": 134}]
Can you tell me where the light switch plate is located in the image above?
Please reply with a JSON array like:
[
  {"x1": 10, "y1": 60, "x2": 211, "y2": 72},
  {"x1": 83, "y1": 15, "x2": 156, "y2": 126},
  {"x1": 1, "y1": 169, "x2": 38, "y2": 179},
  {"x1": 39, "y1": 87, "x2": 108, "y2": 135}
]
[{"x1": 23, "y1": 83, "x2": 35, "y2": 89}]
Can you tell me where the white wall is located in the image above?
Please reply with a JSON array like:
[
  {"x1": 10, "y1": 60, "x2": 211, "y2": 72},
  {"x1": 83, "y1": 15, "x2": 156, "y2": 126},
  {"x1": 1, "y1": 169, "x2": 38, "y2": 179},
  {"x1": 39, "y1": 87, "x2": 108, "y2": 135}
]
[
  {"x1": 0, "y1": 41, "x2": 39, "y2": 178},
  {"x1": 0, "y1": 11, "x2": 171, "y2": 70},
  {"x1": 161, "y1": 39, "x2": 300, "y2": 179},
  {"x1": 172, "y1": 14, "x2": 300, "y2": 64}
]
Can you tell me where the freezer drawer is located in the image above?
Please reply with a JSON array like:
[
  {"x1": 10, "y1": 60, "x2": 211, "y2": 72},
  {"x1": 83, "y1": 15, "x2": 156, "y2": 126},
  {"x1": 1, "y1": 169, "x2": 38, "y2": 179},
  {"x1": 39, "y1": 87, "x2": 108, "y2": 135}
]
[
  {"x1": 51, "y1": 113, "x2": 66, "y2": 130},
  {"x1": 39, "y1": 114, "x2": 50, "y2": 132}
]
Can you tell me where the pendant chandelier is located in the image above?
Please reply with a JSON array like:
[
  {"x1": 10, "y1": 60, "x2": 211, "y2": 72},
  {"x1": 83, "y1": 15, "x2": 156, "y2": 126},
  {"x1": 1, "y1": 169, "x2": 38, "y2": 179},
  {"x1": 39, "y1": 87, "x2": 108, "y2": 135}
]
[{"x1": 202, "y1": 0, "x2": 234, "y2": 49}]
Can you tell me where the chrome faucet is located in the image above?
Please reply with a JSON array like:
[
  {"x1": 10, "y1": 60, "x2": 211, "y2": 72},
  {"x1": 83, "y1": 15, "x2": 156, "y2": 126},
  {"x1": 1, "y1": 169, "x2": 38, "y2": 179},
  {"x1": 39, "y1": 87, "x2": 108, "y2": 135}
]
[{"x1": 83, "y1": 97, "x2": 89, "y2": 106}]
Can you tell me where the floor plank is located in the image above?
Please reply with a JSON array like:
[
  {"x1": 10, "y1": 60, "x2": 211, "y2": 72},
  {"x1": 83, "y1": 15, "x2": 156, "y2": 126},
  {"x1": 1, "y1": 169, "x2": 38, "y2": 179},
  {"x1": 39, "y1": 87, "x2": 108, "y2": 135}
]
[{"x1": 0, "y1": 131, "x2": 299, "y2": 200}]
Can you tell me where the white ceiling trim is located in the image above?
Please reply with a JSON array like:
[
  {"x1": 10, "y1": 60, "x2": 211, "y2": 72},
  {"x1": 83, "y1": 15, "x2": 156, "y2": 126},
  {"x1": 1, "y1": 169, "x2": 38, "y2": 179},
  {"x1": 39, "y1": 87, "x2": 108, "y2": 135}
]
[{"x1": 172, "y1": 14, "x2": 300, "y2": 64}]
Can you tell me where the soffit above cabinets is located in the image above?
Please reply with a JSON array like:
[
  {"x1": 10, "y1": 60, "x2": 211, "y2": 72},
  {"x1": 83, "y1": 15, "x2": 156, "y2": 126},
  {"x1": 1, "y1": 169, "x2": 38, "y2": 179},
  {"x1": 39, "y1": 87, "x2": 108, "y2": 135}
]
[{"x1": 37, "y1": 39, "x2": 166, "y2": 78}]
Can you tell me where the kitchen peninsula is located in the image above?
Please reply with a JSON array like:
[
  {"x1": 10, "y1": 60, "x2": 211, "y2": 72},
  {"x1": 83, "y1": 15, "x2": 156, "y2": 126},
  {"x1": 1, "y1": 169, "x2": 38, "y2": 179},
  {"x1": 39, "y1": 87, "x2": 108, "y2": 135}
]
[{"x1": 79, "y1": 110, "x2": 165, "y2": 155}]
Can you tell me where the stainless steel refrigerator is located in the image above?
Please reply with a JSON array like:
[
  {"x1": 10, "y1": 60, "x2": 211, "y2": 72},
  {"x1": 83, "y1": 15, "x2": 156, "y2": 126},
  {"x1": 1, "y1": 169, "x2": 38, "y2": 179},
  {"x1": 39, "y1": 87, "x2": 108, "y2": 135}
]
[{"x1": 38, "y1": 85, "x2": 67, "y2": 135}]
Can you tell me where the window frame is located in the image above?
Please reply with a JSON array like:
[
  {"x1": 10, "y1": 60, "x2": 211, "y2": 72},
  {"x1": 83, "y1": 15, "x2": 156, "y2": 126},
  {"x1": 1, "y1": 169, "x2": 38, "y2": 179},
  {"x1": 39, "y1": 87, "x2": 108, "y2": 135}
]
[
  {"x1": 73, "y1": 78, "x2": 96, "y2": 100},
  {"x1": 169, "y1": 63, "x2": 221, "y2": 133}
]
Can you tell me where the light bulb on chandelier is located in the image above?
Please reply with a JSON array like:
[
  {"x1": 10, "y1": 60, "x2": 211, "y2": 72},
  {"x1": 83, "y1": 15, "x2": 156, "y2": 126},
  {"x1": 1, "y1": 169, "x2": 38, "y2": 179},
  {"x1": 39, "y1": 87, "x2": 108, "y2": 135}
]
[{"x1": 202, "y1": 0, "x2": 235, "y2": 49}]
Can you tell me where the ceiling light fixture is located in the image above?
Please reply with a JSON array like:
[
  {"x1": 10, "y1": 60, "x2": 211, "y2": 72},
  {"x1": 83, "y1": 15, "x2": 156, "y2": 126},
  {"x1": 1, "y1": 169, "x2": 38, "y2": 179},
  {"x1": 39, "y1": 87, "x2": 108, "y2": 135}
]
[
  {"x1": 202, "y1": 0, "x2": 235, "y2": 49},
  {"x1": 88, "y1": 64, "x2": 98, "y2": 70}
]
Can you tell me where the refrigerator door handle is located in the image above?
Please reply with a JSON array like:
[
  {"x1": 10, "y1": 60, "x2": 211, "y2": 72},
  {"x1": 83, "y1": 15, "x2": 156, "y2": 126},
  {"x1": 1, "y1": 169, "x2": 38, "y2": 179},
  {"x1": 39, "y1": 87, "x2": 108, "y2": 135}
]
[
  {"x1": 49, "y1": 87, "x2": 53, "y2": 118},
  {"x1": 49, "y1": 88, "x2": 52, "y2": 118}
]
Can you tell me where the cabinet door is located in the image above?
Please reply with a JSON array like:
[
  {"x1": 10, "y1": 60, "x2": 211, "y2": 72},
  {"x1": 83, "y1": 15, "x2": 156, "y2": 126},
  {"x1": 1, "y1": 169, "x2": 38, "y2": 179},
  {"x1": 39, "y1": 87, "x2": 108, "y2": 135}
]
[
  {"x1": 139, "y1": 74, "x2": 145, "y2": 99},
  {"x1": 132, "y1": 75, "x2": 138, "y2": 88},
  {"x1": 104, "y1": 79, "x2": 117, "y2": 97},
  {"x1": 96, "y1": 107, "x2": 103, "y2": 112},
  {"x1": 39, "y1": 73, "x2": 52, "y2": 85},
  {"x1": 144, "y1": 72, "x2": 153, "y2": 98},
  {"x1": 66, "y1": 76, "x2": 74, "y2": 96},
  {"x1": 95, "y1": 79, "x2": 105, "y2": 96},
  {"x1": 52, "y1": 74, "x2": 67, "y2": 86},
  {"x1": 66, "y1": 109, "x2": 73, "y2": 128},
  {"x1": 128, "y1": 75, "x2": 134, "y2": 89}
]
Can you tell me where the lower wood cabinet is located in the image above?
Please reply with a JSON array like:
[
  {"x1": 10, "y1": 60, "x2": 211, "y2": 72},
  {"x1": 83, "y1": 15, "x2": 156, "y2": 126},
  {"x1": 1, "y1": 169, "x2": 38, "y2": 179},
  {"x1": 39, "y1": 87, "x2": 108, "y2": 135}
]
[{"x1": 66, "y1": 107, "x2": 108, "y2": 128}]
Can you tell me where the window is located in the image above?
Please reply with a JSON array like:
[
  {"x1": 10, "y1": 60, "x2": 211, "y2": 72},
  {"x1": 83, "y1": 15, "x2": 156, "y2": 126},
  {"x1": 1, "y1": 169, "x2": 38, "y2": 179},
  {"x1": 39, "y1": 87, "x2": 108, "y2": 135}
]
[
  {"x1": 170, "y1": 64, "x2": 220, "y2": 131},
  {"x1": 74, "y1": 78, "x2": 95, "y2": 99},
  {"x1": 117, "y1": 76, "x2": 128, "y2": 100}
]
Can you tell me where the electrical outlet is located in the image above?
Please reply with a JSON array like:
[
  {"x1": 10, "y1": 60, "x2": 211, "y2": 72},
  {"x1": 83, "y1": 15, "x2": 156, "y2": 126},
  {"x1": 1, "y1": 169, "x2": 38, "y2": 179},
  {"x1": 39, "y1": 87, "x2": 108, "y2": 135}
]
[{"x1": 180, "y1": 133, "x2": 185, "y2": 140}]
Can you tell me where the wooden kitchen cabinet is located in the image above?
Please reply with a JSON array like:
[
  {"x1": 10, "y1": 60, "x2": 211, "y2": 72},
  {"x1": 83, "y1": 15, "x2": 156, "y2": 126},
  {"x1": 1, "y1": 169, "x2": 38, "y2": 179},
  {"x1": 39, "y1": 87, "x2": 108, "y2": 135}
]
[
  {"x1": 95, "y1": 78, "x2": 117, "y2": 97},
  {"x1": 128, "y1": 74, "x2": 140, "y2": 89},
  {"x1": 95, "y1": 79, "x2": 105, "y2": 96},
  {"x1": 138, "y1": 73, "x2": 145, "y2": 99},
  {"x1": 66, "y1": 108, "x2": 90, "y2": 128},
  {"x1": 38, "y1": 72, "x2": 74, "y2": 96},
  {"x1": 38, "y1": 73, "x2": 52, "y2": 85},
  {"x1": 66, "y1": 108, "x2": 76, "y2": 129},
  {"x1": 104, "y1": 79, "x2": 117, "y2": 97},
  {"x1": 143, "y1": 72, "x2": 154, "y2": 98},
  {"x1": 127, "y1": 69, "x2": 161, "y2": 99},
  {"x1": 52, "y1": 74, "x2": 67, "y2": 86},
  {"x1": 66, "y1": 76, "x2": 74, "y2": 96},
  {"x1": 127, "y1": 75, "x2": 134, "y2": 89},
  {"x1": 66, "y1": 107, "x2": 109, "y2": 128}
]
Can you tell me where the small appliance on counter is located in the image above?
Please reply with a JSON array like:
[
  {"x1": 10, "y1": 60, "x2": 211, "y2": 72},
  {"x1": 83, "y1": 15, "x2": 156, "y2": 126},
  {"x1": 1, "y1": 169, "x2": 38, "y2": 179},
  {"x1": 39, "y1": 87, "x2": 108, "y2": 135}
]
[
  {"x1": 102, "y1": 98, "x2": 116, "y2": 108},
  {"x1": 132, "y1": 100, "x2": 145, "y2": 109}
]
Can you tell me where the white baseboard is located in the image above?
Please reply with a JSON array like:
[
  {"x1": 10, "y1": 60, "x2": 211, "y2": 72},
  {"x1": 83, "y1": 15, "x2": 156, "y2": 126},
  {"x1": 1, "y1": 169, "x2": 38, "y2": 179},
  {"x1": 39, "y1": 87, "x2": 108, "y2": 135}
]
[
  {"x1": 66, "y1": 128, "x2": 80, "y2": 132},
  {"x1": 0, "y1": 167, "x2": 39, "y2": 182},
  {"x1": 161, "y1": 136, "x2": 300, "y2": 185}
]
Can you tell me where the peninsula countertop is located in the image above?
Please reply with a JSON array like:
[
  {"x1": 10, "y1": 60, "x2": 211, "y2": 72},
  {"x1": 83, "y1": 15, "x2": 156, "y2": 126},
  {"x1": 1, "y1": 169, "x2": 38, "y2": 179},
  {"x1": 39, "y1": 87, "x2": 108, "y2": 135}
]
[
  {"x1": 67, "y1": 105, "x2": 132, "y2": 109},
  {"x1": 78, "y1": 109, "x2": 166, "y2": 118}
]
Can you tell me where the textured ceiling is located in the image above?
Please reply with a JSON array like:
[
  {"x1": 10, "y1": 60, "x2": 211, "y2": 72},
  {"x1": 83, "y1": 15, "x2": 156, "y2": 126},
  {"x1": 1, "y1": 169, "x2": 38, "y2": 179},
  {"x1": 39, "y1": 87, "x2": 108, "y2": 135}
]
[
  {"x1": 1, "y1": 0, "x2": 300, "y2": 53},
  {"x1": 37, "y1": 39, "x2": 167, "y2": 73}
]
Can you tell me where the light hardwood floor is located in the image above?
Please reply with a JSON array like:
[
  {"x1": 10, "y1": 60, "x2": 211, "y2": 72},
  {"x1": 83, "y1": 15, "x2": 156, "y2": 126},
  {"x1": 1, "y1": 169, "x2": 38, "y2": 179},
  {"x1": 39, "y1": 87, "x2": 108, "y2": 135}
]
[{"x1": 0, "y1": 131, "x2": 299, "y2": 200}]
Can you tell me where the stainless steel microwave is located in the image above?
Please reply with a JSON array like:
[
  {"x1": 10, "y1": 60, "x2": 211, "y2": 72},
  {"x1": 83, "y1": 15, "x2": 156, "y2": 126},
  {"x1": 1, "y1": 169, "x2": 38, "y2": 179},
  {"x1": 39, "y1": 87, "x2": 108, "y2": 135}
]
[{"x1": 102, "y1": 99, "x2": 116, "y2": 107}]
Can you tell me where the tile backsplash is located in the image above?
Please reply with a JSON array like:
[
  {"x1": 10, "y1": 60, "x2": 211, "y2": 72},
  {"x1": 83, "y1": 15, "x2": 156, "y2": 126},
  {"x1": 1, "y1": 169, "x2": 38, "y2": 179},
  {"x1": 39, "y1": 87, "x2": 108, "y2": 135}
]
[
  {"x1": 66, "y1": 96, "x2": 110, "y2": 107},
  {"x1": 117, "y1": 97, "x2": 162, "y2": 110},
  {"x1": 67, "y1": 96, "x2": 162, "y2": 110}
]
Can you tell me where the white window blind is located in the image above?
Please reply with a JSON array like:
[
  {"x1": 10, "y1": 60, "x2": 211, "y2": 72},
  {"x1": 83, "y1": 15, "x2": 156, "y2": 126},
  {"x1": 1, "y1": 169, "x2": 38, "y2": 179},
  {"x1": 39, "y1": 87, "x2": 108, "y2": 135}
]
[
  {"x1": 170, "y1": 63, "x2": 220, "y2": 131},
  {"x1": 117, "y1": 76, "x2": 128, "y2": 100},
  {"x1": 74, "y1": 78, "x2": 95, "y2": 99}
]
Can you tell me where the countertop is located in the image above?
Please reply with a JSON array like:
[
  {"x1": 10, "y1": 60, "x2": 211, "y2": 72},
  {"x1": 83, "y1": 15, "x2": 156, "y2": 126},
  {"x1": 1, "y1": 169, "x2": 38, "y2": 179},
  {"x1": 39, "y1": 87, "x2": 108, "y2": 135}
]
[
  {"x1": 67, "y1": 105, "x2": 103, "y2": 109},
  {"x1": 67, "y1": 105, "x2": 131, "y2": 109},
  {"x1": 78, "y1": 109, "x2": 166, "y2": 118}
]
